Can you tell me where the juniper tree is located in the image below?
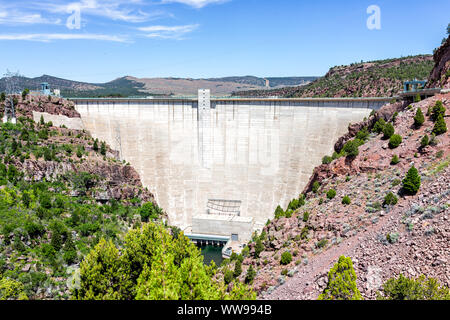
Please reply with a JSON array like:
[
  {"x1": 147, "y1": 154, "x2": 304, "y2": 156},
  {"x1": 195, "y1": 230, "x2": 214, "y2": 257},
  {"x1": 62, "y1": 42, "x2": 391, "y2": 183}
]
[
  {"x1": 254, "y1": 238, "x2": 264, "y2": 258},
  {"x1": 431, "y1": 101, "x2": 445, "y2": 122},
  {"x1": 382, "y1": 123, "x2": 395, "y2": 139},
  {"x1": 389, "y1": 134, "x2": 402, "y2": 149},
  {"x1": 343, "y1": 139, "x2": 359, "y2": 157},
  {"x1": 318, "y1": 256, "x2": 362, "y2": 300},
  {"x1": 420, "y1": 135, "x2": 429, "y2": 148},
  {"x1": 93, "y1": 139, "x2": 99, "y2": 152},
  {"x1": 377, "y1": 274, "x2": 450, "y2": 300},
  {"x1": 245, "y1": 265, "x2": 256, "y2": 284},
  {"x1": 100, "y1": 141, "x2": 106, "y2": 156},
  {"x1": 402, "y1": 165, "x2": 421, "y2": 195},
  {"x1": 413, "y1": 108, "x2": 425, "y2": 127},
  {"x1": 432, "y1": 114, "x2": 447, "y2": 135}
]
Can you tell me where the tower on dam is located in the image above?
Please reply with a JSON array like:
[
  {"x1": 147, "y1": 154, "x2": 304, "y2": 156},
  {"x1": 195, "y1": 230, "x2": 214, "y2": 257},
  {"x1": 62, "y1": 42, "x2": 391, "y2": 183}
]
[{"x1": 66, "y1": 95, "x2": 380, "y2": 243}]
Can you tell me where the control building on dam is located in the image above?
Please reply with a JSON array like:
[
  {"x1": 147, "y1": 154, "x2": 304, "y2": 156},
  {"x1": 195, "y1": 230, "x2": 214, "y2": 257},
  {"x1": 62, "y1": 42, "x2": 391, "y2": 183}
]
[{"x1": 67, "y1": 92, "x2": 389, "y2": 244}]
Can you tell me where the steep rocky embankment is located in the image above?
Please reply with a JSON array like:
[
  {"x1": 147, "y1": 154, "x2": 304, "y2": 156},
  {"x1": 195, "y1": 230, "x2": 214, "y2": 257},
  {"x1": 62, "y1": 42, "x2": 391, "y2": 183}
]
[
  {"x1": 228, "y1": 38, "x2": 450, "y2": 300},
  {"x1": 231, "y1": 93, "x2": 449, "y2": 300},
  {"x1": 235, "y1": 55, "x2": 434, "y2": 98}
]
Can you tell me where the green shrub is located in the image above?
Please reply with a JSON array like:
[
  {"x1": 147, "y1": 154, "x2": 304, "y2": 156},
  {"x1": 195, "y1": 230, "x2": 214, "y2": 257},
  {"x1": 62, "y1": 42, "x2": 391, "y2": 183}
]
[
  {"x1": 343, "y1": 140, "x2": 359, "y2": 157},
  {"x1": 100, "y1": 142, "x2": 107, "y2": 156},
  {"x1": 312, "y1": 181, "x2": 320, "y2": 193},
  {"x1": 432, "y1": 114, "x2": 447, "y2": 135},
  {"x1": 414, "y1": 94, "x2": 421, "y2": 102},
  {"x1": 342, "y1": 196, "x2": 351, "y2": 205},
  {"x1": 280, "y1": 251, "x2": 292, "y2": 265},
  {"x1": 302, "y1": 211, "x2": 310, "y2": 222},
  {"x1": 382, "y1": 123, "x2": 395, "y2": 139},
  {"x1": 38, "y1": 129, "x2": 48, "y2": 140},
  {"x1": 326, "y1": 189, "x2": 336, "y2": 199},
  {"x1": 322, "y1": 156, "x2": 332, "y2": 164},
  {"x1": 316, "y1": 239, "x2": 328, "y2": 249},
  {"x1": 392, "y1": 112, "x2": 399, "y2": 122},
  {"x1": 274, "y1": 205, "x2": 284, "y2": 219},
  {"x1": 420, "y1": 135, "x2": 429, "y2": 148},
  {"x1": 139, "y1": 202, "x2": 162, "y2": 222},
  {"x1": 245, "y1": 265, "x2": 256, "y2": 284},
  {"x1": 233, "y1": 260, "x2": 242, "y2": 278},
  {"x1": 254, "y1": 239, "x2": 264, "y2": 258},
  {"x1": 373, "y1": 118, "x2": 386, "y2": 134},
  {"x1": 377, "y1": 274, "x2": 450, "y2": 300},
  {"x1": 318, "y1": 256, "x2": 362, "y2": 300},
  {"x1": 383, "y1": 192, "x2": 398, "y2": 206},
  {"x1": 431, "y1": 101, "x2": 445, "y2": 121},
  {"x1": 391, "y1": 155, "x2": 400, "y2": 165},
  {"x1": 224, "y1": 270, "x2": 234, "y2": 284},
  {"x1": 389, "y1": 134, "x2": 402, "y2": 149},
  {"x1": 402, "y1": 165, "x2": 421, "y2": 195},
  {"x1": 93, "y1": 139, "x2": 99, "y2": 152},
  {"x1": 413, "y1": 108, "x2": 425, "y2": 127},
  {"x1": 356, "y1": 127, "x2": 369, "y2": 141}
]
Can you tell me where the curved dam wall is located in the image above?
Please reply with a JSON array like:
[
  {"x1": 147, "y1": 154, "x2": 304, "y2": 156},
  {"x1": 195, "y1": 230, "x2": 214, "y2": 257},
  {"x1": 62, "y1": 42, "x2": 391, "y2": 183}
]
[{"x1": 73, "y1": 99, "x2": 374, "y2": 234}]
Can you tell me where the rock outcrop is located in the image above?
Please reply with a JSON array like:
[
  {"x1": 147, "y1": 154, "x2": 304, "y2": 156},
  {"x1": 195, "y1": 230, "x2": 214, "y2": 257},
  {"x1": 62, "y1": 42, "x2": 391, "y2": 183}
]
[{"x1": 427, "y1": 36, "x2": 450, "y2": 90}]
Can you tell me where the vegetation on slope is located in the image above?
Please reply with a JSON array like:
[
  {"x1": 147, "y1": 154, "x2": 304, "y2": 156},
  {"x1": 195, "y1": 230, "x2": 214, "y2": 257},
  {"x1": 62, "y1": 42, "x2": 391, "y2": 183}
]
[
  {"x1": 318, "y1": 256, "x2": 450, "y2": 300},
  {"x1": 234, "y1": 55, "x2": 434, "y2": 98}
]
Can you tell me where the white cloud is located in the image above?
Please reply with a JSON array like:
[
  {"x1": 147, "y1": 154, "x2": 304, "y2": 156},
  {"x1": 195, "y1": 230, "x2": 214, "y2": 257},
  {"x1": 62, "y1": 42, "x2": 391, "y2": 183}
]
[
  {"x1": 43, "y1": 0, "x2": 156, "y2": 23},
  {"x1": 0, "y1": 9, "x2": 61, "y2": 25},
  {"x1": 138, "y1": 24, "x2": 199, "y2": 39},
  {"x1": 0, "y1": 33, "x2": 129, "y2": 42},
  {"x1": 161, "y1": 0, "x2": 228, "y2": 8}
]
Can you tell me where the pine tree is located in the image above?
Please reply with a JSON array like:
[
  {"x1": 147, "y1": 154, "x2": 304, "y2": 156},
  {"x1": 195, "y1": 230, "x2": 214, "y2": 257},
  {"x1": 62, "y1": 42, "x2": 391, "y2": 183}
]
[
  {"x1": 420, "y1": 135, "x2": 429, "y2": 148},
  {"x1": 245, "y1": 265, "x2": 256, "y2": 284},
  {"x1": 254, "y1": 239, "x2": 264, "y2": 258},
  {"x1": 432, "y1": 114, "x2": 447, "y2": 136},
  {"x1": 233, "y1": 260, "x2": 242, "y2": 278},
  {"x1": 63, "y1": 233, "x2": 78, "y2": 264},
  {"x1": 50, "y1": 228, "x2": 63, "y2": 251},
  {"x1": 93, "y1": 139, "x2": 99, "y2": 152},
  {"x1": 318, "y1": 256, "x2": 362, "y2": 300},
  {"x1": 402, "y1": 165, "x2": 421, "y2": 195},
  {"x1": 413, "y1": 108, "x2": 425, "y2": 127},
  {"x1": 383, "y1": 123, "x2": 395, "y2": 139},
  {"x1": 431, "y1": 101, "x2": 445, "y2": 122},
  {"x1": 100, "y1": 141, "x2": 107, "y2": 156}
]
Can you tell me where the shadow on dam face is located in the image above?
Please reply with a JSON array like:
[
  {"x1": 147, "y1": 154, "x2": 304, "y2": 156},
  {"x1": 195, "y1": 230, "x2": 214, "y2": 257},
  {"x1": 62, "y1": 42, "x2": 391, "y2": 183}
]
[{"x1": 74, "y1": 101, "x2": 372, "y2": 235}]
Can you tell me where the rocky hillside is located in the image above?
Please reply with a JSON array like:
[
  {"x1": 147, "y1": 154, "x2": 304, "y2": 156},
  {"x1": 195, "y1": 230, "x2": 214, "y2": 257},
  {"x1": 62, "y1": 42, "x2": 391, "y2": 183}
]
[
  {"x1": 226, "y1": 92, "x2": 448, "y2": 300},
  {"x1": 234, "y1": 55, "x2": 434, "y2": 98}
]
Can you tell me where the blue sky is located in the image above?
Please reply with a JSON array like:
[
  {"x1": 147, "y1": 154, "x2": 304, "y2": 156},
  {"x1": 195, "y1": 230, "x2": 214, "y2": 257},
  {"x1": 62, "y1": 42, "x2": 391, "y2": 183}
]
[{"x1": 0, "y1": 0, "x2": 448, "y2": 83}]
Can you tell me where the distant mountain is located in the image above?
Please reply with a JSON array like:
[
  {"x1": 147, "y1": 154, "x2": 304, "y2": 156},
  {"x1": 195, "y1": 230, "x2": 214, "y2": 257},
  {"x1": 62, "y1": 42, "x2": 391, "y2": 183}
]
[
  {"x1": 0, "y1": 74, "x2": 318, "y2": 97},
  {"x1": 233, "y1": 55, "x2": 435, "y2": 98}
]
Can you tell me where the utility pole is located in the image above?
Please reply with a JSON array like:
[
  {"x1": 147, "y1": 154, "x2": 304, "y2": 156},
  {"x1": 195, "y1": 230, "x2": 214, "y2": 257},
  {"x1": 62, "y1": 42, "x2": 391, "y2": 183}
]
[{"x1": 3, "y1": 70, "x2": 20, "y2": 124}]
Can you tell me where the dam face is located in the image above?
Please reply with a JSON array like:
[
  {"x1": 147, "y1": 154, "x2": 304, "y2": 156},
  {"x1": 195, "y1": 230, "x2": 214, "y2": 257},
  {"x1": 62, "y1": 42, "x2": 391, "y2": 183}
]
[{"x1": 73, "y1": 99, "x2": 373, "y2": 236}]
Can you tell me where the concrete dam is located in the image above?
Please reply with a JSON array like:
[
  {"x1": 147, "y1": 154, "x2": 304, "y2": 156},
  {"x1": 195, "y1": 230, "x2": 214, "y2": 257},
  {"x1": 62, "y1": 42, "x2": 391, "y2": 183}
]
[{"x1": 67, "y1": 94, "x2": 388, "y2": 242}]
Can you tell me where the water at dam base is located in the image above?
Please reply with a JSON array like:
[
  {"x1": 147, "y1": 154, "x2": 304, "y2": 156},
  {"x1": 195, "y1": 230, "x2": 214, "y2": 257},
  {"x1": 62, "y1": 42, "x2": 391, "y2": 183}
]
[{"x1": 70, "y1": 98, "x2": 374, "y2": 242}]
